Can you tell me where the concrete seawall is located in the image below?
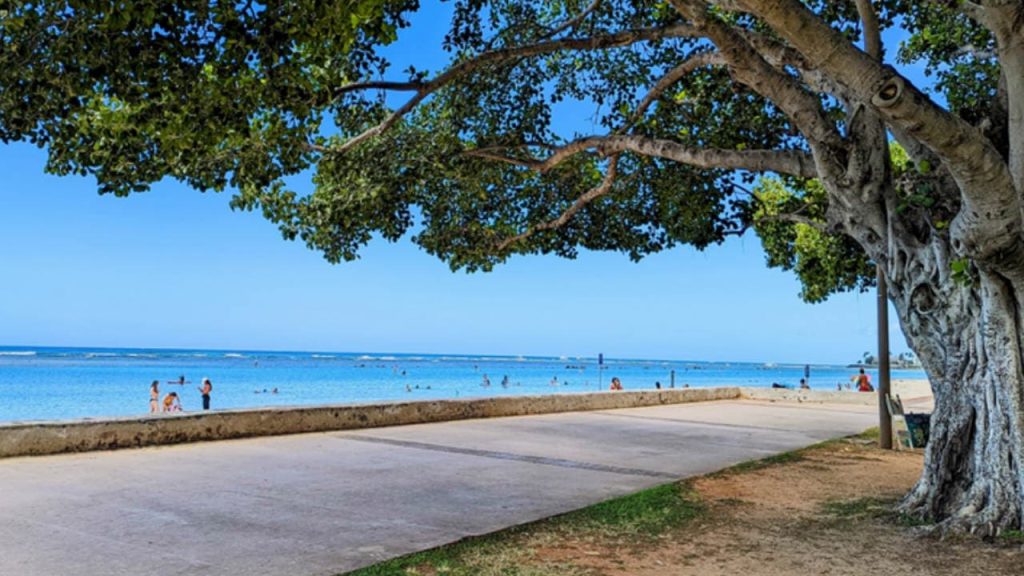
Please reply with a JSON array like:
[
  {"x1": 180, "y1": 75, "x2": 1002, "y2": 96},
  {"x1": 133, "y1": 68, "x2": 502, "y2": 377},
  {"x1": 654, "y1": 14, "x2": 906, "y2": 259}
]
[{"x1": 0, "y1": 387, "x2": 741, "y2": 458}]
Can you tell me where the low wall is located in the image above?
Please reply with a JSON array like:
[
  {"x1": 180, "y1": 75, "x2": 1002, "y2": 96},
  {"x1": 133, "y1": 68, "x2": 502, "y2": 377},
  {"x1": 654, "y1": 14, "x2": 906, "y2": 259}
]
[{"x1": 0, "y1": 387, "x2": 740, "y2": 459}]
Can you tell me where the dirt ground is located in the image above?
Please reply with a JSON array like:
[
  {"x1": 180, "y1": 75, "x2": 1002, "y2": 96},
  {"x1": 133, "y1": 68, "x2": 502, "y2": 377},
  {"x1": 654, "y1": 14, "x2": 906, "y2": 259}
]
[{"x1": 522, "y1": 438, "x2": 1024, "y2": 576}]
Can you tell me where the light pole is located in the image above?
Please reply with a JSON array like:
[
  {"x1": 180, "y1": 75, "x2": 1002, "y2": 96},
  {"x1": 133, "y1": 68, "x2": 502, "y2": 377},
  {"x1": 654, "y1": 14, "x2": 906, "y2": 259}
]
[{"x1": 878, "y1": 267, "x2": 892, "y2": 449}]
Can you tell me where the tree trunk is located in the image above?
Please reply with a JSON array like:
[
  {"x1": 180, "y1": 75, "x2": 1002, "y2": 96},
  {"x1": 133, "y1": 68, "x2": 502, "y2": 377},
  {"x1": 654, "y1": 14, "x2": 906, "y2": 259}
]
[{"x1": 886, "y1": 238, "x2": 1024, "y2": 535}]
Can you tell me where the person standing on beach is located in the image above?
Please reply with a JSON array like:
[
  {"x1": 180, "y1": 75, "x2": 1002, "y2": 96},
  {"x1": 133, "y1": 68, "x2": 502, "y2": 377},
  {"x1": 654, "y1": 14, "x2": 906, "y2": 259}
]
[
  {"x1": 149, "y1": 380, "x2": 160, "y2": 413},
  {"x1": 198, "y1": 378, "x2": 212, "y2": 410}
]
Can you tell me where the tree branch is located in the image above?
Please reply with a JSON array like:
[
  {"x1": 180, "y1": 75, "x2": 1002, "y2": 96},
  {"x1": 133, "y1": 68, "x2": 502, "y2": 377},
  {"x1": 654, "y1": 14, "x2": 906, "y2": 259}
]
[
  {"x1": 737, "y1": 0, "x2": 1022, "y2": 261},
  {"x1": 335, "y1": 80, "x2": 426, "y2": 95},
  {"x1": 539, "y1": 0, "x2": 603, "y2": 40},
  {"x1": 461, "y1": 146, "x2": 553, "y2": 168},
  {"x1": 495, "y1": 155, "x2": 621, "y2": 252},
  {"x1": 330, "y1": 24, "x2": 700, "y2": 154},
  {"x1": 622, "y1": 51, "x2": 726, "y2": 131},
  {"x1": 668, "y1": 0, "x2": 846, "y2": 155},
  {"x1": 854, "y1": 0, "x2": 882, "y2": 60},
  {"x1": 758, "y1": 212, "x2": 829, "y2": 233},
  {"x1": 960, "y1": 0, "x2": 1024, "y2": 191},
  {"x1": 735, "y1": 28, "x2": 852, "y2": 102},
  {"x1": 466, "y1": 135, "x2": 817, "y2": 178}
]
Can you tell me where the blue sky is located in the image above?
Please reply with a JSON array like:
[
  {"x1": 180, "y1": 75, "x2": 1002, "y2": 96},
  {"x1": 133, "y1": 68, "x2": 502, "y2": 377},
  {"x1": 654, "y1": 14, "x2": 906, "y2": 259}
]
[{"x1": 0, "y1": 2, "x2": 919, "y2": 364}]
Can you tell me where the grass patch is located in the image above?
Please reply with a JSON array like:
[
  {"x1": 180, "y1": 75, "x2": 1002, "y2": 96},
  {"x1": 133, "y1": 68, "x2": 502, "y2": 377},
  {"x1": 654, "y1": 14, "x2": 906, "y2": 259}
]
[
  {"x1": 713, "y1": 450, "x2": 806, "y2": 477},
  {"x1": 894, "y1": 512, "x2": 933, "y2": 528},
  {"x1": 343, "y1": 482, "x2": 704, "y2": 576},
  {"x1": 822, "y1": 496, "x2": 936, "y2": 530},
  {"x1": 822, "y1": 497, "x2": 897, "y2": 519},
  {"x1": 855, "y1": 427, "x2": 881, "y2": 443},
  {"x1": 342, "y1": 530, "x2": 567, "y2": 576},
  {"x1": 999, "y1": 529, "x2": 1024, "y2": 543},
  {"x1": 554, "y1": 481, "x2": 704, "y2": 537}
]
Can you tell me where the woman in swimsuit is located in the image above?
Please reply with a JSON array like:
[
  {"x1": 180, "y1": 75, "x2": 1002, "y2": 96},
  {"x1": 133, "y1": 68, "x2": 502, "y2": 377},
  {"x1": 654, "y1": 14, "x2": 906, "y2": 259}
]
[{"x1": 149, "y1": 380, "x2": 160, "y2": 413}]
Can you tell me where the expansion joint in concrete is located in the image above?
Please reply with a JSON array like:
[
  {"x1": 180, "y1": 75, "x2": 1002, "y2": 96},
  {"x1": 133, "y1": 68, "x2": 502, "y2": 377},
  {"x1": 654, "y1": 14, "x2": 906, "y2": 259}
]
[{"x1": 340, "y1": 435, "x2": 679, "y2": 479}]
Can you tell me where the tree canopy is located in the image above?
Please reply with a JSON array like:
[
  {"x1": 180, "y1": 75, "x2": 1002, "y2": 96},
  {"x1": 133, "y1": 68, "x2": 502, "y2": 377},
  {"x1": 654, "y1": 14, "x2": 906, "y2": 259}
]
[{"x1": 0, "y1": 1, "x2": 983, "y2": 300}]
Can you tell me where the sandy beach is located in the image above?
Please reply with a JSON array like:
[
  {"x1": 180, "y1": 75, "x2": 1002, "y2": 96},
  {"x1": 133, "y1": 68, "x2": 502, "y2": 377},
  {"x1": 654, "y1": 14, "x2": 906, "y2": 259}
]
[{"x1": 892, "y1": 378, "x2": 932, "y2": 398}]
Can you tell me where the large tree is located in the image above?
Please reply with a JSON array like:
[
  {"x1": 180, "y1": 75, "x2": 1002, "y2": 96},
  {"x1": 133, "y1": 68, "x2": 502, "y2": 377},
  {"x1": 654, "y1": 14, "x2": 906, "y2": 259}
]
[{"x1": 2, "y1": 0, "x2": 1023, "y2": 534}]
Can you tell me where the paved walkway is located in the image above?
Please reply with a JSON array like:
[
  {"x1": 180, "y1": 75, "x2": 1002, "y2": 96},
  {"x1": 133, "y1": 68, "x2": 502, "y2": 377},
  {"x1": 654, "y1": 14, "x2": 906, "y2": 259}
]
[{"x1": 0, "y1": 399, "x2": 877, "y2": 576}]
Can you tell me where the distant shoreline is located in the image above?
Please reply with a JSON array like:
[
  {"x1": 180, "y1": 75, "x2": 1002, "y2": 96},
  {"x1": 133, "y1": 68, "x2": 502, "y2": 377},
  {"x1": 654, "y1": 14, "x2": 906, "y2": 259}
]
[{"x1": 0, "y1": 344, "x2": 923, "y2": 369}]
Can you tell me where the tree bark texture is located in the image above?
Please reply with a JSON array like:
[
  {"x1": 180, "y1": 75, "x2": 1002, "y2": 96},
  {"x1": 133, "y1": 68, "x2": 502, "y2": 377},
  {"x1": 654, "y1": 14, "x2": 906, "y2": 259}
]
[{"x1": 884, "y1": 233, "x2": 1024, "y2": 535}]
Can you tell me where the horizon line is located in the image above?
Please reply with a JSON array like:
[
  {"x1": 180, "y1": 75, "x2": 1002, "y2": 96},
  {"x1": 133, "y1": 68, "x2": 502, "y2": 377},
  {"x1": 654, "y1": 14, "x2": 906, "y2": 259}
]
[{"x1": 0, "y1": 342, "x2": 906, "y2": 368}]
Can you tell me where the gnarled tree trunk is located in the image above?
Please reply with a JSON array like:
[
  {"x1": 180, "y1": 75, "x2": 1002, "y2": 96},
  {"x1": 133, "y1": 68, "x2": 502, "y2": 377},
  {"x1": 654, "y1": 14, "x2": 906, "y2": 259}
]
[{"x1": 886, "y1": 236, "x2": 1024, "y2": 535}]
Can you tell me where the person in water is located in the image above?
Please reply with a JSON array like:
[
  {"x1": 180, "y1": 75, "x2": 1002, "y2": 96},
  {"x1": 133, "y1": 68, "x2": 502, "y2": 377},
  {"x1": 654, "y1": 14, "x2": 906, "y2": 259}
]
[
  {"x1": 198, "y1": 378, "x2": 212, "y2": 410},
  {"x1": 149, "y1": 380, "x2": 160, "y2": 413},
  {"x1": 610, "y1": 377, "x2": 623, "y2": 391}
]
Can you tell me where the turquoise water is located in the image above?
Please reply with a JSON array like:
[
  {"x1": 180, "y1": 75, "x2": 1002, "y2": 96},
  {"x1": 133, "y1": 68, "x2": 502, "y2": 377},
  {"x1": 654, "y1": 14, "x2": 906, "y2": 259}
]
[{"x1": 0, "y1": 346, "x2": 926, "y2": 423}]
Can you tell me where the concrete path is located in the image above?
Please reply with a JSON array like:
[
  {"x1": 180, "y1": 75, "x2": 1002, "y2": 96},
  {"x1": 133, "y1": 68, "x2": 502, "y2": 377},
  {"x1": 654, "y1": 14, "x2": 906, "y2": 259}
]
[{"x1": 0, "y1": 399, "x2": 877, "y2": 576}]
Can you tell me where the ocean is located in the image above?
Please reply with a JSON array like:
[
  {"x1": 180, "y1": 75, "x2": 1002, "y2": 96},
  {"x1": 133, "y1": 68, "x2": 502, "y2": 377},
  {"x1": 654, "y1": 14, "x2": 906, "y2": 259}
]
[{"x1": 0, "y1": 346, "x2": 927, "y2": 423}]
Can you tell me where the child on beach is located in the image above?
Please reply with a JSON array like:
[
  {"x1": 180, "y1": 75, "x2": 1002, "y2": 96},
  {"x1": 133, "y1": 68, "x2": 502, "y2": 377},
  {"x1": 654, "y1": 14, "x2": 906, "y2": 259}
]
[{"x1": 162, "y1": 392, "x2": 182, "y2": 412}]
